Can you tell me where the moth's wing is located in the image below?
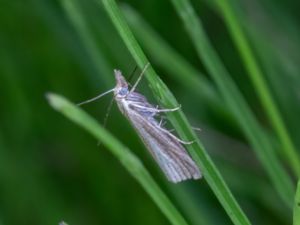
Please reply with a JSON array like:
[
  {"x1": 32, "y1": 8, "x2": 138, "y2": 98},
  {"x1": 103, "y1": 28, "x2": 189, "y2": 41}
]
[{"x1": 127, "y1": 111, "x2": 202, "y2": 183}]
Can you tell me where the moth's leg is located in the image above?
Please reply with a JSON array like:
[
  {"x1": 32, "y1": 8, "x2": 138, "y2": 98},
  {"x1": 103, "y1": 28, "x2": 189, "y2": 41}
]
[
  {"x1": 169, "y1": 133, "x2": 195, "y2": 145},
  {"x1": 156, "y1": 105, "x2": 181, "y2": 113},
  {"x1": 169, "y1": 127, "x2": 202, "y2": 132},
  {"x1": 129, "y1": 62, "x2": 150, "y2": 94},
  {"x1": 191, "y1": 127, "x2": 202, "y2": 132},
  {"x1": 169, "y1": 127, "x2": 201, "y2": 133},
  {"x1": 151, "y1": 104, "x2": 182, "y2": 113},
  {"x1": 132, "y1": 104, "x2": 181, "y2": 113},
  {"x1": 129, "y1": 104, "x2": 159, "y2": 112},
  {"x1": 158, "y1": 118, "x2": 163, "y2": 127},
  {"x1": 157, "y1": 126, "x2": 195, "y2": 145},
  {"x1": 158, "y1": 118, "x2": 167, "y2": 127}
]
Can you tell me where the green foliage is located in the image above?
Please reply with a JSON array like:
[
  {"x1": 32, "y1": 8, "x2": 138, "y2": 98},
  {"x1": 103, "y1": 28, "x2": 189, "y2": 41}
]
[
  {"x1": 47, "y1": 93, "x2": 189, "y2": 225},
  {"x1": 169, "y1": 0, "x2": 294, "y2": 206},
  {"x1": 100, "y1": 0, "x2": 250, "y2": 224},
  {"x1": 0, "y1": 0, "x2": 299, "y2": 224},
  {"x1": 215, "y1": 0, "x2": 300, "y2": 177},
  {"x1": 294, "y1": 181, "x2": 300, "y2": 225}
]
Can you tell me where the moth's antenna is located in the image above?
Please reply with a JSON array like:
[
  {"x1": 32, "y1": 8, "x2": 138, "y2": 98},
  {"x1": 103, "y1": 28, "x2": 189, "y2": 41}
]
[
  {"x1": 103, "y1": 97, "x2": 114, "y2": 128},
  {"x1": 127, "y1": 65, "x2": 138, "y2": 85},
  {"x1": 97, "y1": 97, "x2": 114, "y2": 147},
  {"x1": 77, "y1": 88, "x2": 114, "y2": 106},
  {"x1": 130, "y1": 62, "x2": 150, "y2": 93}
]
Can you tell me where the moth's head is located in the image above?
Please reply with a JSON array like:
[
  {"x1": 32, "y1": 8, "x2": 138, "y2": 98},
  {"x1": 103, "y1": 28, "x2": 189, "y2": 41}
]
[{"x1": 114, "y1": 69, "x2": 129, "y2": 98}]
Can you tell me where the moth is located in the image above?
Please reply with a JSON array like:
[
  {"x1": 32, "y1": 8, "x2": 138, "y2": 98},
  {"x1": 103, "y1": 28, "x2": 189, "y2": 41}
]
[{"x1": 79, "y1": 64, "x2": 201, "y2": 182}]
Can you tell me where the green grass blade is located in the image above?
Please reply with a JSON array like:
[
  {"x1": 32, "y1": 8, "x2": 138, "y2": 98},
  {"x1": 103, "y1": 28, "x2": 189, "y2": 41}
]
[
  {"x1": 122, "y1": 4, "x2": 238, "y2": 134},
  {"x1": 121, "y1": 5, "x2": 219, "y2": 107},
  {"x1": 99, "y1": 0, "x2": 251, "y2": 224},
  {"x1": 294, "y1": 181, "x2": 300, "y2": 225},
  {"x1": 122, "y1": 4, "x2": 236, "y2": 123},
  {"x1": 169, "y1": 0, "x2": 294, "y2": 206},
  {"x1": 169, "y1": 186, "x2": 214, "y2": 225},
  {"x1": 248, "y1": 31, "x2": 300, "y2": 147},
  {"x1": 215, "y1": 0, "x2": 300, "y2": 177},
  {"x1": 60, "y1": 0, "x2": 113, "y2": 87},
  {"x1": 47, "y1": 93, "x2": 189, "y2": 225}
]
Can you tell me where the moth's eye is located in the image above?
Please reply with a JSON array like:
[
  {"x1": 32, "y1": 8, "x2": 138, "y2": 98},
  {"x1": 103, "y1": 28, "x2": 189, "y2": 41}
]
[{"x1": 118, "y1": 87, "x2": 128, "y2": 96}]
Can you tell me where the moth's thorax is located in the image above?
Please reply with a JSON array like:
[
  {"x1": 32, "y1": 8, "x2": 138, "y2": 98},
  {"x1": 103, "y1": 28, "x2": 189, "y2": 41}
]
[
  {"x1": 113, "y1": 69, "x2": 131, "y2": 115},
  {"x1": 114, "y1": 86, "x2": 129, "y2": 99}
]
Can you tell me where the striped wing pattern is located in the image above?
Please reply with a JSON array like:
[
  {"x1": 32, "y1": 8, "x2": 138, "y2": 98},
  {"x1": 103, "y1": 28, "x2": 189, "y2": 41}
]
[{"x1": 126, "y1": 108, "x2": 201, "y2": 183}]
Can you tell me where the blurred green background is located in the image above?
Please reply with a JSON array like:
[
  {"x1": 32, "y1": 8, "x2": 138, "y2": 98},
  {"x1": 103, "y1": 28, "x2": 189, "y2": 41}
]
[{"x1": 1, "y1": 0, "x2": 300, "y2": 224}]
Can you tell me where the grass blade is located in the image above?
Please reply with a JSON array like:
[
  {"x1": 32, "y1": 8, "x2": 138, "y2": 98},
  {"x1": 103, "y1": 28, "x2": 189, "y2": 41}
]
[
  {"x1": 60, "y1": 2, "x2": 212, "y2": 224},
  {"x1": 294, "y1": 181, "x2": 300, "y2": 225},
  {"x1": 121, "y1": 4, "x2": 232, "y2": 120},
  {"x1": 47, "y1": 93, "x2": 189, "y2": 225},
  {"x1": 122, "y1": 5, "x2": 218, "y2": 106},
  {"x1": 60, "y1": 0, "x2": 113, "y2": 87},
  {"x1": 169, "y1": 0, "x2": 294, "y2": 206},
  {"x1": 99, "y1": 0, "x2": 251, "y2": 224},
  {"x1": 215, "y1": 0, "x2": 300, "y2": 177}
]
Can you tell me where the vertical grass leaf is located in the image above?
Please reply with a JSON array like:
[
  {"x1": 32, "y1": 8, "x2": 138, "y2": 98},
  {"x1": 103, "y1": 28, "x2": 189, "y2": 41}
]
[
  {"x1": 215, "y1": 0, "x2": 300, "y2": 177},
  {"x1": 99, "y1": 0, "x2": 251, "y2": 224},
  {"x1": 169, "y1": 0, "x2": 294, "y2": 206},
  {"x1": 294, "y1": 181, "x2": 300, "y2": 225}
]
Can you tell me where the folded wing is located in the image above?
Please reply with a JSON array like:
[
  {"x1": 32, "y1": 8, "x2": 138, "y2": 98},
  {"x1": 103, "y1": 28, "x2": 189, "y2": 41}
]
[{"x1": 127, "y1": 111, "x2": 201, "y2": 183}]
